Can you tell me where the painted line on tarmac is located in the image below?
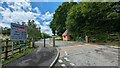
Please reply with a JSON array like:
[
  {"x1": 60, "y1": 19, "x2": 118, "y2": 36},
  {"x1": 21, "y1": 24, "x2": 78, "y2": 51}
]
[
  {"x1": 64, "y1": 57, "x2": 70, "y2": 62},
  {"x1": 64, "y1": 51, "x2": 68, "y2": 56},
  {"x1": 61, "y1": 64, "x2": 66, "y2": 67},
  {"x1": 58, "y1": 59, "x2": 63, "y2": 63},
  {"x1": 70, "y1": 63, "x2": 75, "y2": 66},
  {"x1": 110, "y1": 46, "x2": 120, "y2": 49},
  {"x1": 78, "y1": 44, "x2": 85, "y2": 46},
  {"x1": 49, "y1": 47, "x2": 60, "y2": 68},
  {"x1": 85, "y1": 44, "x2": 90, "y2": 45}
]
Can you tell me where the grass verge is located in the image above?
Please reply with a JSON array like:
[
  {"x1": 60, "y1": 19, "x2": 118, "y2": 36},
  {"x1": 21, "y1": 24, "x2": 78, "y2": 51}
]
[
  {"x1": 2, "y1": 48, "x2": 34, "y2": 65},
  {"x1": 92, "y1": 41, "x2": 120, "y2": 46}
]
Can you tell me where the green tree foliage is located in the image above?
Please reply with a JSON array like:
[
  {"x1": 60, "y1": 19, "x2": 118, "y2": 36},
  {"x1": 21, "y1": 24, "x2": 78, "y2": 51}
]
[
  {"x1": 50, "y1": 2, "x2": 78, "y2": 36},
  {"x1": 41, "y1": 33, "x2": 51, "y2": 39},
  {"x1": 66, "y1": 2, "x2": 120, "y2": 41},
  {"x1": 1, "y1": 27, "x2": 10, "y2": 36},
  {"x1": 27, "y1": 20, "x2": 41, "y2": 39}
]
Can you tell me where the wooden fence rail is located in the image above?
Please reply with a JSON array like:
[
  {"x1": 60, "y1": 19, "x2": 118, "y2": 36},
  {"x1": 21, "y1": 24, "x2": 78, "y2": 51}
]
[{"x1": 1, "y1": 39, "x2": 34, "y2": 61}]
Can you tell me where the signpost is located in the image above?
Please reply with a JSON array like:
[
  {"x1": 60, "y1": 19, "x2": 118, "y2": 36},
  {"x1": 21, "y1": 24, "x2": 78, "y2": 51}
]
[
  {"x1": 10, "y1": 23, "x2": 27, "y2": 56},
  {"x1": 10, "y1": 23, "x2": 27, "y2": 40}
]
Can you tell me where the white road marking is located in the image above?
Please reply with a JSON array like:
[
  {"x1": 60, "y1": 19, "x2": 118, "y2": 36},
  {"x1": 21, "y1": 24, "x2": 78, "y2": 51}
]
[
  {"x1": 49, "y1": 48, "x2": 60, "y2": 68},
  {"x1": 64, "y1": 51, "x2": 68, "y2": 56},
  {"x1": 19, "y1": 59, "x2": 31, "y2": 66},
  {"x1": 85, "y1": 44, "x2": 90, "y2": 45},
  {"x1": 61, "y1": 64, "x2": 66, "y2": 67},
  {"x1": 64, "y1": 57, "x2": 70, "y2": 61},
  {"x1": 58, "y1": 59, "x2": 63, "y2": 63},
  {"x1": 110, "y1": 46, "x2": 120, "y2": 49},
  {"x1": 70, "y1": 63, "x2": 75, "y2": 66},
  {"x1": 78, "y1": 45, "x2": 84, "y2": 46}
]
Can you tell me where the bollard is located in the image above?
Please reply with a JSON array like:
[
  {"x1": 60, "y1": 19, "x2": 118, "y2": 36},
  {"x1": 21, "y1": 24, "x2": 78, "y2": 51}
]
[
  {"x1": 32, "y1": 38, "x2": 35, "y2": 48},
  {"x1": 44, "y1": 37, "x2": 46, "y2": 47},
  {"x1": 52, "y1": 36, "x2": 55, "y2": 47},
  {"x1": 85, "y1": 35, "x2": 88, "y2": 43}
]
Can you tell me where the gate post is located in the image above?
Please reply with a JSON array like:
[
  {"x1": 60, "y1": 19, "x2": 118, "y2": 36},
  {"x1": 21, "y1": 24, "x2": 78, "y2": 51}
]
[
  {"x1": 52, "y1": 35, "x2": 55, "y2": 47},
  {"x1": 5, "y1": 39, "x2": 8, "y2": 60}
]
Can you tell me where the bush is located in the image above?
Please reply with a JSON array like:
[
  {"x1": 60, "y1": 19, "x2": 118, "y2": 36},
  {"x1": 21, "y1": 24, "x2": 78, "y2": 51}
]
[{"x1": 118, "y1": 42, "x2": 120, "y2": 46}]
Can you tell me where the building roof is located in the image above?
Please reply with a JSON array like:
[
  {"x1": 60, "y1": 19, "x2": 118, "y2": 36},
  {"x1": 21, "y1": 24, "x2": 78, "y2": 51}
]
[{"x1": 62, "y1": 30, "x2": 71, "y2": 36}]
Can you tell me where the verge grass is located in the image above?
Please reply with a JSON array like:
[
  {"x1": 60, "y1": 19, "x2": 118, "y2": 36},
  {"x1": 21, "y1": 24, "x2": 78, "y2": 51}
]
[{"x1": 92, "y1": 41, "x2": 119, "y2": 46}]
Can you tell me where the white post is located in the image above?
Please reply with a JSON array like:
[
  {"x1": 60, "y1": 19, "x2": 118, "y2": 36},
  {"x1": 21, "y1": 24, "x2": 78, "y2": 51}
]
[{"x1": 85, "y1": 35, "x2": 88, "y2": 43}]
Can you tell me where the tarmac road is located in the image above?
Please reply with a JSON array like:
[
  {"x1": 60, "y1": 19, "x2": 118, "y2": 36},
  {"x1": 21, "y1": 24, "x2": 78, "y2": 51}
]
[{"x1": 53, "y1": 40, "x2": 119, "y2": 68}]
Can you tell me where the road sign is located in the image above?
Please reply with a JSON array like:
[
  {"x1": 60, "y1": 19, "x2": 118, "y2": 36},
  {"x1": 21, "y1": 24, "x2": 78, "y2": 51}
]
[{"x1": 10, "y1": 23, "x2": 27, "y2": 40}]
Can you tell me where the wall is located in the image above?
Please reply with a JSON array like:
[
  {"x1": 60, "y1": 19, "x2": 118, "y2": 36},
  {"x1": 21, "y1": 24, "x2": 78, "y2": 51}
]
[{"x1": 63, "y1": 35, "x2": 71, "y2": 41}]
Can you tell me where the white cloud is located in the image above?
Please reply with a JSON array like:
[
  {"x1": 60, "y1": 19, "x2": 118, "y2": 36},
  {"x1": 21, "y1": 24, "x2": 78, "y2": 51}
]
[
  {"x1": 0, "y1": 22, "x2": 10, "y2": 28},
  {"x1": 40, "y1": 11, "x2": 53, "y2": 21},
  {"x1": 0, "y1": 2, "x2": 53, "y2": 35},
  {"x1": 34, "y1": 21, "x2": 40, "y2": 25},
  {"x1": 1, "y1": 0, "x2": 30, "y2": 2},
  {"x1": 0, "y1": 2, "x2": 40, "y2": 25},
  {"x1": 40, "y1": 11, "x2": 54, "y2": 35},
  {"x1": 7, "y1": 2, "x2": 32, "y2": 11},
  {"x1": 0, "y1": 0, "x2": 69, "y2": 2},
  {"x1": 40, "y1": 25, "x2": 53, "y2": 36},
  {"x1": 33, "y1": 7, "x2": 41, "y2": 14},
  {"x1": 0, "y1": 7, "x2": 5, "y2": 11},
  {"x1": 43, "y1": 21, "x2": 51, "y2": 26}
]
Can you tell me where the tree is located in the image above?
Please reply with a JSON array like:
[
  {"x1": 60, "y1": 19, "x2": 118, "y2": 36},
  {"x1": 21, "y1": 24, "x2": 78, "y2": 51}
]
[
  {"x1": 66, "y1": 2, "x2": 120, "y2": 41},
  {"x1": 2, "y1": 27, "x2": 10, "y2": 36},
  {"x1": 27, "y1": 20, "x2": 41, "y2": 39},
  {"x1": 41, "y1": 33, "x2": 51, "y2": 39},
  {"x1": 50, "y1": 20, "x2": 56, "y2": 35},
  {"x1": 66, "y1": 4, "x2": 85, "y2": 39},
  {"x1": 50, "y1": 2, "x2": 78, "y2": 37}
]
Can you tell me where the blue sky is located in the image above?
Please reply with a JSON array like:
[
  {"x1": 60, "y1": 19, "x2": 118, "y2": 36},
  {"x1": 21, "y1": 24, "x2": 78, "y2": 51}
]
[
  {"x1": 31, "y1": 2, "x2": 62, "y2": 14},
  {"x1": 0, "y1": 2, "x2": 62, "y2": 35}
]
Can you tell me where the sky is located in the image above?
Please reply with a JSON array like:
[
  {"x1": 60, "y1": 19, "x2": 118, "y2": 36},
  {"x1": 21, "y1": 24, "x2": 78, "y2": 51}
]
[
  {"x1": 0, "y1": 0, "x2": 118, "y2": 36},
  {"x1": 0, "y1": 2, "x2": 63, "y2": 36}
]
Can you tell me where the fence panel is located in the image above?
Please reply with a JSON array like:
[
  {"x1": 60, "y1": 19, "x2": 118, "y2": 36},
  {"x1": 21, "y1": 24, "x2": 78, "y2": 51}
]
[{"x1": 1, "y1": 39, "x2": 31, "y2": 61}]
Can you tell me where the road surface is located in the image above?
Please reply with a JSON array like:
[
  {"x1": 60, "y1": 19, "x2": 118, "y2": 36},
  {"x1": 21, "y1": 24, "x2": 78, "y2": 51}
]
[{"x1": 53, "y1": 40, "x2": 119, "y2": 67}]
